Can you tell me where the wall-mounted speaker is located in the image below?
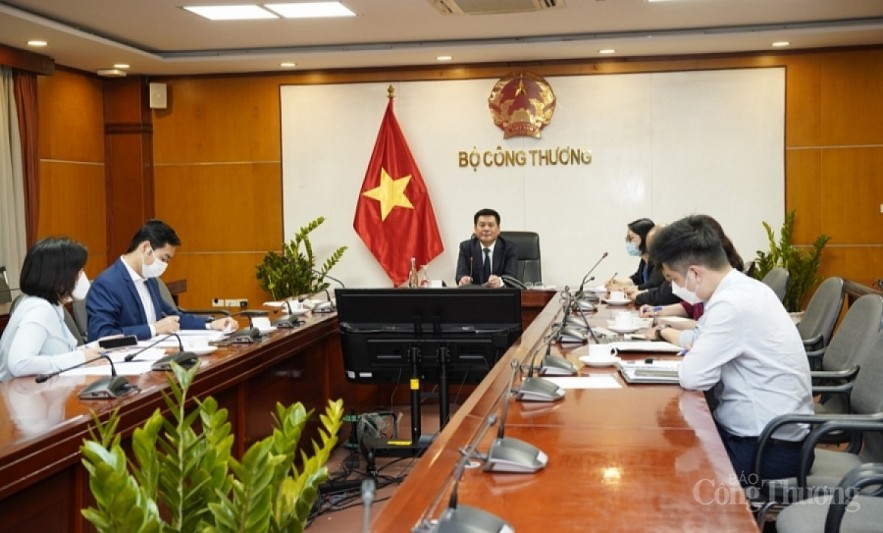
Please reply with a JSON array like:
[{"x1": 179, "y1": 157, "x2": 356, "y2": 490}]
[{"x1": 149, "y1": 82, "x2": 168, "y2": 109}]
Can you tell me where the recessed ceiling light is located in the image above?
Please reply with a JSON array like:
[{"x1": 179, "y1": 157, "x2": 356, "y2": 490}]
[
  {"x1": 436, "y1": 55, "x2": 452, "y2": 61},
  {"x1": 183, "y1": 5, "x2": 277, "y2": 21},
  {"x1": 598, "y1": 49, "x2": 616, "y2": 54},
  {"x1": 27, "y1": 40, "x2": 47, "y2": 47},
  {"x1": 280, "y1": 62, "x2": 297, "y2": 68},
  {"x1": 114, "y1": 64, "x2": 130, "y2": 69},
  {"x1": 264, "y1": 2, "x2": 356, "y2": 18},
  {"x1": 772, "y1": 41, "x2": 791, "y2": 47}
]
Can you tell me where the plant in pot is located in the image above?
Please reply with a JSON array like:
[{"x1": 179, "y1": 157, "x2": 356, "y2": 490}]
[
  {"x1": 80, "y1": 363, "x2": 344, "y2": 532},
  {"x1": 256, "y1": 216, "x2": 347, "y2": 301},
  {"x1": 752, "y1": 210, "x2": 831, "y2": 312}
]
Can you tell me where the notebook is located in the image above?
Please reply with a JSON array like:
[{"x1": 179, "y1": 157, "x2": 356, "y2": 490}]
[{"x1": 616, "y1": 360, "x2": 681, "y2": 384}]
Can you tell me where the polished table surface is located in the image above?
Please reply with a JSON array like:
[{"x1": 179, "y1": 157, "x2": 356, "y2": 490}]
[{"x1": 372, "y1": 297, "x2": 757, "y2": 532}]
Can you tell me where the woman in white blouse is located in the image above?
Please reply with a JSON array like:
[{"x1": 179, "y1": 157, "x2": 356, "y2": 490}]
[{"x1": 0, "y1": 237, "x2": 101, "y2": 381}]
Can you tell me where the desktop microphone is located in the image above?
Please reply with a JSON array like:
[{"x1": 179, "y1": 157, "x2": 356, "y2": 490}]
[
  {"x1": 149, "y1": 333, "x2": 198, "y2": 371},
  {"x1": 36, "y1": 352, "x2": 138, "y2": 400},
  {"x1": 515, "y1": 335, "x2": 565, "y2": 402},
  {"x1": 435, "y1": 414, "x2": 513, "y2": 533},
  {"x1": 483, "y1": 361, "x2": 549, "y2": 473},
  {"x1": 272, "y1": 299, "x2": 304, "y2": 329},
  {"x1": 577, "y1": 251, "x2": 608, "y2": 295},
  {"x1": 227, "y1": 310, "x2": 268, "y2": 343},
  {"x1": 311, "y1": 269, "x2": 341, "y2": 313}
]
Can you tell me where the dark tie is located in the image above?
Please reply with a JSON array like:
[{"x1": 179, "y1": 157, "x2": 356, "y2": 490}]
[{"x1": 482, "y1": 248, "x2": 491, "y2": 283}]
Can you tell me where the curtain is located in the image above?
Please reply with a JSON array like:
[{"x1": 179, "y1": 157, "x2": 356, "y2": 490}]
[
  {"x1": 13, "y1": 70, "x2": 38, "y2": 247},
  {"x1": 0, "y1": 66, "x2": 28, "y2": 290}
]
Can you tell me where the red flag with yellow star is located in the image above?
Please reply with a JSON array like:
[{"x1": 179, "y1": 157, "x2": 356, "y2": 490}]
[{"x1": 354, "y1": 94, "x2": 443, "y2": 285}]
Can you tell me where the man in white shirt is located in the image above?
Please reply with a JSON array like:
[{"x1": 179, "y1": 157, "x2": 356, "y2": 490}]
[{"x1": 649, "y1": 215, "x2": 813, "y2": 484}]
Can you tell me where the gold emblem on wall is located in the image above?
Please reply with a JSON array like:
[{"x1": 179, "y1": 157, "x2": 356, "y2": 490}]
[{"x1": 488, "y1": 72, "x2": 557, "y2": 139}]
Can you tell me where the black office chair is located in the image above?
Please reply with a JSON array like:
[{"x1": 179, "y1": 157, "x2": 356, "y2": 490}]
[
  {"x1": 798, "y1": 277, "x2": 845, "y2": 368},
  {"x1": 762, "y1": 267, "x2": 790, "y2": 303},
  {"x1": 157, "y1": 278, "x2": 229, "y2": 321},
  {"x1": 499, "y1": 231, "x2": 541, "y2": 285}
]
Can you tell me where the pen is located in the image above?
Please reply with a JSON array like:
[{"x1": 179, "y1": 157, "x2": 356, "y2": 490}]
[{"x1": 606, "y1": 271, "x2": 618, "y2": 285}]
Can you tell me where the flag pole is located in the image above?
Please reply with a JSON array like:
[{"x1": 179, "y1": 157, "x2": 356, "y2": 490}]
[{"x1": 387, "y1": 84, "x2": 395, "y2": 100}]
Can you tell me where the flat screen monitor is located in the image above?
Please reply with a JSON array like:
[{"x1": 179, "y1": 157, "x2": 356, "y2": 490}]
[{"x1": 336, "y1": 288, "x2": 522, "y2": 384}]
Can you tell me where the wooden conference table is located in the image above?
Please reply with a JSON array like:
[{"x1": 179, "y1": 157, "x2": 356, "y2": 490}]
[
  {"x1": 0, "y1": 290, "x2": 755, "y2": 532},
  {"x1": 372, "y1": 297, "x2": 757, "y2": 532}
]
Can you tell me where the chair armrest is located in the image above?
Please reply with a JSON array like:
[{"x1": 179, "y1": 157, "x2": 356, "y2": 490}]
[
  {"x1": 803, "y1": 334, "x2": 823, "y2": 347},
  {"x1": 798, "y1": 414, "x2": 883, "y2": 487},
  {"x1": 805, "y1": 346, "x2": 826, "y2": 360},
  {"x1": 825, "y1": 463, "x2": 883, "y2": 533},
  {"x1": 753, "y1": 412, "x2": 883, "y2": 486},
  {"x1": 810, "y1": 366, "x2": 860, "y2": 382},
  {"x1": 811, "y1": 382, "x2": 854, "y2": 396}
]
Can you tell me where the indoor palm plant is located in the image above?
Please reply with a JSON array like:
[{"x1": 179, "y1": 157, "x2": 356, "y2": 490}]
[
  {"x1": 256, "y1": 216, "x2": 347, "y2": 301},
  {"x1": 753, "y1": 210, "x2": 831, "y2": 312},
  {"x1": 80, "y1": 363, "x2": 344, "y2": 533}
]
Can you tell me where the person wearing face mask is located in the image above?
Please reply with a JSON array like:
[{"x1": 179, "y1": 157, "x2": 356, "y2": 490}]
[
  {"x1": 606, "y1": 218, "x2": 664, "y2": 293},
  {"x1": 86, "y1": 219, "x2": 237, "y2": 340},
  {"x1": 648, "y1": 215, "x2": 812, "y2": 484},
  {"x1": 641, "y1": 215, "x2": 745, "y2": 348},
  {"x1": 0, "y1": 237, "x2": 103, "y2": 381},
  {"x1": 455, "y1": 208, "x2": 518, "y2": 288}
]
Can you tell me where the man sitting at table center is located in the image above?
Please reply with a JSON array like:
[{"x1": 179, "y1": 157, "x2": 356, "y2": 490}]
[
  {"x1": 647, "y1": 215, "x2": 813, "y2": 484},
  {"x1": 86, "y1": 219, "x2": 237, "y2": 340},
  {"x1": 455, "y1": 208, "x2": 518, "y2": 288}
]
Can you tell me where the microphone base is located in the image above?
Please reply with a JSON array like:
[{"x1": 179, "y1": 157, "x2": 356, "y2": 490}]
[
  {"x1": 515, "y1": 377, "x2": 565, "y2": 402},
  {"x1": 483, "y1": 436, "x2": 548, "y2": 473},
  {"x1": 229, "y1": 327, "x2": 261, "y2": 344},
  {"x1": 436, "y1": 504, "x2": 513, "y2": 533},
  {"x1": 273, "y1": 315, "x2": 304, "y2": 329},
  {"x1": 313, "y1": 301, "x2": 334, "y2": 313},
  {"x1": 79, "y1": 376, "x2": 137, "y2": 400},
  {"x1": 539, "y1": 355, "x2": 578, "y2": 376},
  {"x1": 151, "y1": 351, "x2": 199, "y2": 371},
  {"x1": 558, "y1": 326, "x2": 588, "y2": 344}
]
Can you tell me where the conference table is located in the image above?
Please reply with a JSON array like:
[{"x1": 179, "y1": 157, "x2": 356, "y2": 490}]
[
  {"x1": 371, "y1": 296, "x2": 757, "y2": 531},
  {"x1": 0, "y1": 290, "x2": 756, "y2": 532}
]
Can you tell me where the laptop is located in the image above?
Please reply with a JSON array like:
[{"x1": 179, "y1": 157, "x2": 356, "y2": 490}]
[{"x1": 616, "y1": 360, "x2": 681, "y2": 384}]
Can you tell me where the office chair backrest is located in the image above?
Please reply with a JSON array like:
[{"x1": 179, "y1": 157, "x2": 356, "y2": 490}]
[
  {"x1": 156, "y1": 278, "x2": 179, "y2": 311},
  {"x1": 797, "y1": 276, "x2": 845, "y2": 349},
  {"x1": 821, "y1": 294, "x2": 883, "y2": 374},
  {"x1": 71, "y1": 299, "x2": 89, "y2": 343},
  {"x1": 850, "y1": 329, "x2": 883, "y2": 460},
  {"x1": 499, "y1": 231, "x2": 541, "y2": 284},
  {"x1": 761, "y1": 267, "x2": 789, "y2": 303}
]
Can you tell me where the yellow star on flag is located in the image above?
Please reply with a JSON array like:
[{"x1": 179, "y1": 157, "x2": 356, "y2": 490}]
[{"x1": 361, "y1": 167, "x2": 414, "y2": 221}]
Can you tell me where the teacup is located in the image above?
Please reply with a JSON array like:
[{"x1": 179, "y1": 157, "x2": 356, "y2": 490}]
[
  {"x1": 613, "y1": 311, "x2": 635, "y2": 329},
  {"x1": 587, "y1": 344, "x2": 619, "y2": 360},
  {"x1": 187, "y1": 339, "x2": 210, "y2": 351},
  {"x1": 609, "y1": 290, "x2": 626, "y2": 301}
]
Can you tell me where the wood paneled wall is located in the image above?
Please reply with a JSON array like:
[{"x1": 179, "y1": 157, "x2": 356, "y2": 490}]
[
  {"x1": 34, "y1": 48, "x2": 883, "y2": 308},
  {"x1": 35, "y1": 68, "x2": 107, "y2": 278}
]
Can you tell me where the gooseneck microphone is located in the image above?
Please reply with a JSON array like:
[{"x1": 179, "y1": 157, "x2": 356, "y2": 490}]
[
  {"x1": 124, "y1": 333, "x2": 178, "y2": 362},
  {"x1": 435, "y1": 413, "x2": 512, "y2": 533},
  {"x1": 516, "y1": 334, "x2": 566, "y2": 403},
  {"x1": 227, "y1": 310, "x2": 267, "y2": 343},
  {"x1": 578, "y1": 251, "x2": 609, "y2": 295},
  {"x1": 150, "y1": 333, "x2": 198, "y2": 371},
  {"x1": 483, "y1": 360, "x2": 549, "y2": 473},
  {"x1": 273, "y1": 299, "x2": 304, "y2": 329},
  {"x1": 500, "y1": 274, "x2": 528, "y2": 290},
  {"x1": 36, "y1": 352, "x2": 138, "y2": 400}
]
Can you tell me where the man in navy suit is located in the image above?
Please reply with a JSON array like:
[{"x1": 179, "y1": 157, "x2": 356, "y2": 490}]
[
  {"x1": 455, "y1": 208, "x2": 518, "y2": 288},
  {"x1": 86, "y1": 220, "x2": 237, "y2": 340}
]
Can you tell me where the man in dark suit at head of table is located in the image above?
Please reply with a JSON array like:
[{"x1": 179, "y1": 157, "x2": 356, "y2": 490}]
[{"x1": 455, "y1": 208, "x2": 518, "y2": 288}]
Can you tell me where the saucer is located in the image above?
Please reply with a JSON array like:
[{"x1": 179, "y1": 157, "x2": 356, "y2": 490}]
[
  {"x1": 579, "y1": 355, "x2": 620, "y2": 367},
  {"x1": 187, "y1": 346, "x2": 218, "y2": 356},
  {"x1": 602, "y1": 298, "x2": 631, "y2": 306},
  {"x1": 607, "y1": 324, "x2": 641, "y2": 334},
  {"x1": 257, "y1": 326, "x2": 278, "y2": 334}
]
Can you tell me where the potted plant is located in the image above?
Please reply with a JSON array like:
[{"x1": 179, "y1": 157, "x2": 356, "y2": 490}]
[
  {"x1": 753, "y1": 210, "x2": 831, "y2": 312},
  {"x1": 80, "y1": 363, "x2": 344, "y2": 532},
  {"x1": 256, "y1": 216, "x2": 347, "y2": 301}
]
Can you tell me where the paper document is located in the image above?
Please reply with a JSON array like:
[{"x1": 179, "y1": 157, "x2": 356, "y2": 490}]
[
  {"x1": 63, "y1": 361, "x2": 154, "y2": 376},
  {"x1": 610, "y1": 341, "x2": 681, "y2": 353},
  {"x1": 617, "y1": 360, "x2": 681, "y2": 384},
  {"x1": 542, "y1": 376, "x2": 622, "y2": 389}
]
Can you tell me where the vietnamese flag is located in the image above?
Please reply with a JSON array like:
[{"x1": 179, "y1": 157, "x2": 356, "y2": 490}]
[{"x1": 354, "y1": 93, "x2": 443, "y2": 285}]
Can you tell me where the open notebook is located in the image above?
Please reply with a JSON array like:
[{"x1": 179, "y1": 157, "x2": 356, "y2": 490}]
[{"x1": 616, "y1": 360, "x2": 681, "y2": 384}]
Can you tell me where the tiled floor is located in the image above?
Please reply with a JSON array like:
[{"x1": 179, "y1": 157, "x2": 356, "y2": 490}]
[{"x1": 306, "y1": 403, "x2": 445, "y2": 532}]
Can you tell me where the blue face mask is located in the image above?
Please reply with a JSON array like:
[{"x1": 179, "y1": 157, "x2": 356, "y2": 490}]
[{"x1": 626, "y1": 241, "x2": 641, "y2": 257}]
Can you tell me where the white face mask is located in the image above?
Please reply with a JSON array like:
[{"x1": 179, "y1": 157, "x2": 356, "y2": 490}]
[
  {"x1": 71, "y1": 271, "x2": 90, "y2": 300},
  {"x1": 672, "y1": 271, "x2": 702, "y2": 305},
  {"x1": 142, "y1": 248, "x2": 168, "y2": 278}
]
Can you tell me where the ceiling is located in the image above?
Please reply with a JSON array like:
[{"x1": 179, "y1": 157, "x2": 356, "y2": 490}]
[{"x1": 1, "y1": 0, "x2": 883, "y2": 77}]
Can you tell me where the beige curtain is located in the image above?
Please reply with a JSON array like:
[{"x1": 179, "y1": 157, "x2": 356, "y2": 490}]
[{"x1": 0, "y1": 66, "x2": 28, "y2": 291}]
